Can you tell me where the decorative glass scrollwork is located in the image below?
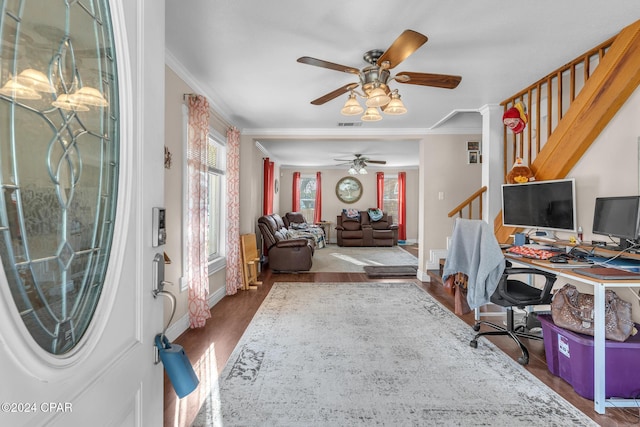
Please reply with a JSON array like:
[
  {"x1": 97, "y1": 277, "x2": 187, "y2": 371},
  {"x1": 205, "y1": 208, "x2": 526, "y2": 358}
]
[{"x1": 0, "y1": 0, "x2": 119, "y2": 355}]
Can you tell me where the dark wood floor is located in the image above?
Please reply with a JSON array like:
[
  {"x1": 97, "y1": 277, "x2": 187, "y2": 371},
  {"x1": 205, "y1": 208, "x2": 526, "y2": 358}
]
[{"x1": 164, "y1": 245, "x2": 639, "y2": 427}]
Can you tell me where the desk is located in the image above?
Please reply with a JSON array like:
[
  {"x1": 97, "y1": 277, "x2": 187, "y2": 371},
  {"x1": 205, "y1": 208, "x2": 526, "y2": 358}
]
[{"x1": 506, "y1": 254, "x2": 639, "y2": 414}]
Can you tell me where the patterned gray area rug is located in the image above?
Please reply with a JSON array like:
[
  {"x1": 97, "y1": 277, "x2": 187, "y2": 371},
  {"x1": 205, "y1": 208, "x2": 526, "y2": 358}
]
[
  {"x1": 309, "y1": 245, "x2": 418, "y2": 273},
  {"x1": 192, "y1": 282, "x2": 596, "y2": 427}
]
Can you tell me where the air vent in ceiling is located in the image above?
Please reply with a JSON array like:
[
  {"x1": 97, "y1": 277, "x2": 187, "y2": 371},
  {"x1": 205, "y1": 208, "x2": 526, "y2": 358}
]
[{"x1": 337, "y1": 122, "x2": 362, "y2": 127}]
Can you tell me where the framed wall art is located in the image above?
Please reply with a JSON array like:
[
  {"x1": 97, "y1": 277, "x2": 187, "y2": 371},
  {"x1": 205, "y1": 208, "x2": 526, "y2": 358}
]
[{"x1": 335, "y1": 176, "x2": 362, "y2": 204}]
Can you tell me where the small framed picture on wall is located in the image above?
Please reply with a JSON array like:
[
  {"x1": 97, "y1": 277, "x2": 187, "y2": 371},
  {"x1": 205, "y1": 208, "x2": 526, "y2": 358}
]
[
  {"x1": 467, "y1": 141, "x2": 480, "y2": 151},
  {"x1": 468, "y1": 150, "x2": 479, "y2": 164}
]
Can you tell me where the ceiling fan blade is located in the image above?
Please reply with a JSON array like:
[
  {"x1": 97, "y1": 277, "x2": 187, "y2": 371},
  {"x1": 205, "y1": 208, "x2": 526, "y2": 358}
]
[
  {"x1": 297, "y1": 56, "x2": 360, "y2": 75},
  {"x1": 310, "y1": 83, "x2": 359, "y2": 105},
  {"x1": 395, "y1": 72, "x2": 462, "y2": 89},
  {"x1": 377, "y1": 30, "x2": 428, "y2": 69},
  {"x1": 364, "y1": 160, "x2": 387, "y2": 164}
]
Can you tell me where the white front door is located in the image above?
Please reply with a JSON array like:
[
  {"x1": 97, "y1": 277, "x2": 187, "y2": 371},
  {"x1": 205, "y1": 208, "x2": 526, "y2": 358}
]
[{"x1": 0, "y1": 1, "x2": 165, "y2": 426}]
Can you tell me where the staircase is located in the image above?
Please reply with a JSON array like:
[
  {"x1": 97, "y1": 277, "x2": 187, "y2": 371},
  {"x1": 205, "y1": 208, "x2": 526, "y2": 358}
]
[{"x1": 433, "y1": 19, "x2": 640, "y2": 282}]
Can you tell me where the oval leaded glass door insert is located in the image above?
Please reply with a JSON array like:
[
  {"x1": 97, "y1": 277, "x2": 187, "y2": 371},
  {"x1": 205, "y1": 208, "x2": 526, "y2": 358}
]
[{"x1": 0, "y1": 1, "x2": 119, "y2": 355}]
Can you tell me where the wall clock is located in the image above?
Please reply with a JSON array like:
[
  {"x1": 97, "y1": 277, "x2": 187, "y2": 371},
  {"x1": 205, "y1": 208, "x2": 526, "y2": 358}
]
[{"x1": 336, "y1": 177, "x2": 362, "y2": 204}]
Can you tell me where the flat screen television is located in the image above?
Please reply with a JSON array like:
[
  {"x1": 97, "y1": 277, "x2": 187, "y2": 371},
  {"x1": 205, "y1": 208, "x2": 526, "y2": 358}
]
[
  {"x1": 502, "y1": 178, "x2": 577, "y2": 233},
  {"x1": 592, "y1": 196, "x2": 640, "y2": 249}
]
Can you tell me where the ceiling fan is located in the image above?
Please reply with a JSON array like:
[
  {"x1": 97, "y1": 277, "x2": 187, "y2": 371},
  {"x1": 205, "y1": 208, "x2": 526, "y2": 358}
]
[
  {"x1": 334, "y1": 154, "x2": 386, "y2": 175},
  {"x1": 297, "y1": 29, "x2": 461, "y2": 119}
]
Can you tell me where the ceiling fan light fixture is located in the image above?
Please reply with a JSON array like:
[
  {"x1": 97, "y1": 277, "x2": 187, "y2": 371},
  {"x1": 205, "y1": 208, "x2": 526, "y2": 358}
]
[
  {"x1": 358, "y1": 166, "x2": 368, "y2": 174},
  {"x1": 348, "y1": 166, "x2": 358, "y2": 175},
  {"x1": 365, "y1": 86, "x2": 391, "y2": 107},
  {"x1": 16, "y1": 68, "x2": 55, "y2": 93},
  {"x1": 361, "y1": 107, "x2": 382, "y2": 122},
  {"x1": 340, "y1": 93, "x2": 364, "y2": 115},
  {"x1": 0, "y1": 78, "x2": 42, "y2": 99},
  {"x1": 384, "y1": 91, "x2": 407, "y2": 115},
  {"x1": 52, "y1": 93, "x2": 90, "y2": 111}
]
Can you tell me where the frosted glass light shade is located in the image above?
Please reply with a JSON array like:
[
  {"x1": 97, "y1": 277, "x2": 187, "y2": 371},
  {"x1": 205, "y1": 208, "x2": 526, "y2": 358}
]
[
  {"x1": 361, "y1": 107, "x2": 382, "y2": 121},
  {"x1": 16, "y1": 69, "x2": 55, "y2": 93},
  {"x1": 365, "y1": 86, "x2": 390, "y2": 107},
  {"x1": 340, "y1": 94, "x2": 364, "y2": 115},
  {"x1": 52, "y1": 93, "x2": 90, "y2": 111},
  {"x1": 384, "y1": 93, "x2": 407, "y2": 115},
  {"x1": 72, "y1": 86, "x2": 109, "y2": 107},
  {"x1": 0, "y1": 79, "x2": 41, "y2": 99}
]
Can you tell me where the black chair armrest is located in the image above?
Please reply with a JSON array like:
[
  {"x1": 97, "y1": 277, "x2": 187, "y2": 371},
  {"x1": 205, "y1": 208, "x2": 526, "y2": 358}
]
[{"x1": 500, "y1": 267, "x2": 557, "y2": 304}]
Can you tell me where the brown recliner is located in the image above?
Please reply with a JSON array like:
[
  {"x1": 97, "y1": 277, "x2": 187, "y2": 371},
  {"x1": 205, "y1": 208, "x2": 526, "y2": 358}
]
[
  {"x1": 257, "y1": 213, "x2": 314, "y2": 272},
  {"x1": 282, "y1": 211, "x2": 308, "y2": 228},
  {"x1": 336, "y1": 210, "x2": 398, "y2": 247}
]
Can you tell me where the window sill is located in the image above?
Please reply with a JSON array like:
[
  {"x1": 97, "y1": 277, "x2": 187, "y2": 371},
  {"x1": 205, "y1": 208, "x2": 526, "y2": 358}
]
[{"x1": 208, "y1": 256, "x2": 226, "y2": 276}]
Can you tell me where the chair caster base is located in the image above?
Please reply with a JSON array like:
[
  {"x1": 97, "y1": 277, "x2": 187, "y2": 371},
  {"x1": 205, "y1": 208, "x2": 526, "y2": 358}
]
[
  {"x1": 469, "y1": 339, "x2": 478, "y2": 348},
  {"x1": 472, "y1": 323, "x2": 481, "y2": 332},
  {"x1": 517, "y1": 355, "x2": 529, "y2": 365}
]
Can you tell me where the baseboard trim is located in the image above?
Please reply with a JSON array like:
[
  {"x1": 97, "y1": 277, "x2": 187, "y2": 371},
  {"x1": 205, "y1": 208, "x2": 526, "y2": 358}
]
[
  {"x1": 165, "y1": 285, "x2": 227, "y2": 342},
  {"x1": 426, "y1": 248, "x2": 448, "y2": 270}
]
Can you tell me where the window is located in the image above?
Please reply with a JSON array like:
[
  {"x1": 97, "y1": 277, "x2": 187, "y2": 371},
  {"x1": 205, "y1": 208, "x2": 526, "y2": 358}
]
[
  {"x1": 207, "y1": 132, "x2": 226, "y2": 275},
  {"x1": 383, "y1": 176, "x2": 399, "y2": 221},
  {"x1": 299, "y1": 175, "x2": 316, "y2": 222}
]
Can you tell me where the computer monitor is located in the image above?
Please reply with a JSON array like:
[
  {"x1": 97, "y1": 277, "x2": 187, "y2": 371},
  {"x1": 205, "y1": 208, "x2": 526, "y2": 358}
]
[
  {"x1": 592, "y1": 196, "x2": 640, "y2": 249},
  {"x1": 501, "y1": 178, "x2": 577, "y2": 233}
]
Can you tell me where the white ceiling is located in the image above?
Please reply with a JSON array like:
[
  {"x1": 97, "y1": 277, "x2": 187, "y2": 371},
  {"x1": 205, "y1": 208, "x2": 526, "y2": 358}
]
[{"x1": 165, "y1": 1, "x2": 640, "y2": 169}]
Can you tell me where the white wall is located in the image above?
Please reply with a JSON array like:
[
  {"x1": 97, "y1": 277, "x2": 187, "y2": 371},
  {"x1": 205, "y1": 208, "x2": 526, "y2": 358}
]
[{"x1": 564, "y1": 86, "x2": 640, "y2": 321}]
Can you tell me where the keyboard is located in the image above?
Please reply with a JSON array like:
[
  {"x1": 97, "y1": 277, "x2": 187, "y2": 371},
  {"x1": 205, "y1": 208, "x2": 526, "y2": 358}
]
[
  {"x1": 573, "y1": 267, "x2": 640, "y2": 280},
  {"x1": 506, "y1": 245, "x2": 557, "y2": 260}
]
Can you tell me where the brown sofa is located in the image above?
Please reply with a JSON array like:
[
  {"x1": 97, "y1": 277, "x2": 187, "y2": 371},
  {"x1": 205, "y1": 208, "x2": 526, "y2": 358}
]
[
  {"x1": 257, "y1": 213, "x2": 314, "y2": 272},
  {"x1": 336, "y1": 210, "x2": 398, "y2": 247}
]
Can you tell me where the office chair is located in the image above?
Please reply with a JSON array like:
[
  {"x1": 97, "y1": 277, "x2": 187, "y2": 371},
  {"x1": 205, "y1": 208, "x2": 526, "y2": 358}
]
[{"x1": 469, "y1": 260, "x2": 557, "y2": 365}]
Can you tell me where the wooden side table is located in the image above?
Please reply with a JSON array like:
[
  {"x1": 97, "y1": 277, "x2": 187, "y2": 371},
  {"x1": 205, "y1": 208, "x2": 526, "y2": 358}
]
[{"x1": 315, "y1": 221, "x2": 332, "y2": 244}]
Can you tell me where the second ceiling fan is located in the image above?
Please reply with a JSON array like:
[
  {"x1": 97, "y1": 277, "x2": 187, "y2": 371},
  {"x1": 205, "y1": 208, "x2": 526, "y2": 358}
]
[
  {"x1": 297, "y1": 29, "x2": 461, "y2": 120},
  {"x1": 334, "y1": 154, "x2": 386, "y2": 175}
]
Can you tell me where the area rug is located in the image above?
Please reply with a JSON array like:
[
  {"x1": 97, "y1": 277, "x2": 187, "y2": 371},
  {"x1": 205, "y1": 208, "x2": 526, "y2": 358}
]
[
  {"x1": 309, "y1": 245, "x2": 418, "y2": 273},
  {"x1": 363, "y1": 265, "x2": 418, "y2": 277},
  {"x1": 192, "y1": 282, "x2": 595, "y2": 426}
]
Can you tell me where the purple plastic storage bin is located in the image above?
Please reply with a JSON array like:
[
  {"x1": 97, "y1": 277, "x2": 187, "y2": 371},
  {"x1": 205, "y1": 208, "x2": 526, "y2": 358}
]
[{"x1": 539, "y1": 314, "x2": 640, "y2": 400}]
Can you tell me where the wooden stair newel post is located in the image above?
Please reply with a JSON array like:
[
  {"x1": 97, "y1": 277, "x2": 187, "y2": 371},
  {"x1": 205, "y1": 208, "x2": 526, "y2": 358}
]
[{"x1": 240, "y1": 233, "x2": 263, "y2": 290}]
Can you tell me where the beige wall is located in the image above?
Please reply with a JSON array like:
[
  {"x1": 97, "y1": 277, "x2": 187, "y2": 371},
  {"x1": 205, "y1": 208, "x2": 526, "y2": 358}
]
[
  {"x1": 276, "y1": 167, "x2": 419, "y2": 243},
  {"x1": 418, "y1": 133, "x2": 483, "y2": 271}
]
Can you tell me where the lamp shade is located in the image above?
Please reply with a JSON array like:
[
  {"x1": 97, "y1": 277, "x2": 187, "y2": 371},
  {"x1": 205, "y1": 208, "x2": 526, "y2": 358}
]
[
  {"x1": 361, "y1": 107, "x2": 382, "y2": 121},
  {"x1": 384, "y1": 92, "x2": 407, "y2": 115},
  {"x1": 365, "y1": 86, "x2": 390, "y2": 107},
  {"x1": 72, "y1": 86, "x2": 109, "y2": 107},
  {"x1": 340, "y1": 93, "x2": 364, "y2": 115},
  {"x1": 52, "y1": 93, "x2": 90, "y2": 111},
  {"x1": 16, "y1": 69, "x2": 55, "y2": 93},
  {"x1": 0, "y1": 79, "x2": 41, "y2": 100}
]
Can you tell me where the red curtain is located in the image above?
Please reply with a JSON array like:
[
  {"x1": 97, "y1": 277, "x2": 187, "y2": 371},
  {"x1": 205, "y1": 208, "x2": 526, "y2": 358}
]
[
  {"x1": 376, "y1": 172, "x2": 384, "y2": 209},
  {"x1": 398, "y1": 171, "x2": 407, "y2": 241},
  {"x1": 292, "y1": 172, "x2": 301, "y2": 212},
  {"x1": 314, "y1": 171, "x2": 322, "y2": 223},
  {"x1": 263, "y1": 158, "x2": 274, "y2": 215}
]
